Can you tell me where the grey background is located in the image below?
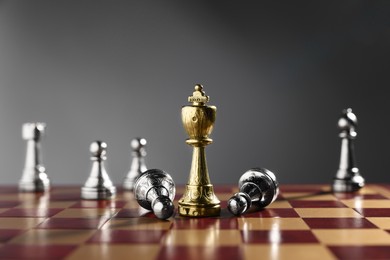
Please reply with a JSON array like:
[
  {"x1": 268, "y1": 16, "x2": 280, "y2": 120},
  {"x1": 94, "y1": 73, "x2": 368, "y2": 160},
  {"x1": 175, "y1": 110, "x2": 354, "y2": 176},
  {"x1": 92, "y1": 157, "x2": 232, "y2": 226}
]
[{"x1": 0, "y1": 1, "x2": 389, "y2": 186}]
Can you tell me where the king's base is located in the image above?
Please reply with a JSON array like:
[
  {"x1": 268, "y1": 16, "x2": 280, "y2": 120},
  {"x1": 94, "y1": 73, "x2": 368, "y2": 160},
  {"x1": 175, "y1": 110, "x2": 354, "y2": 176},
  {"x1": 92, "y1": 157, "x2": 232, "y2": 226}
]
[
  {"x1": 178, "y1": 203, "x2": 221, "y2": 217},
  {"x1": 81, "y1": 186, "x2": 116, "y2": 200},
  {"x1": 177, "y1": 184, "x2": 221, "y2": 217}
]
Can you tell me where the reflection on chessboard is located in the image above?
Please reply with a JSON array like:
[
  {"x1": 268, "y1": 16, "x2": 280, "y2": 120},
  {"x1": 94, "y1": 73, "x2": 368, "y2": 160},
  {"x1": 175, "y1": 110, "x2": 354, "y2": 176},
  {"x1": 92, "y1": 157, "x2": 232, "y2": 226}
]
[{"x1": 1, "y1": 185, "x2": 390, "y2": 259}]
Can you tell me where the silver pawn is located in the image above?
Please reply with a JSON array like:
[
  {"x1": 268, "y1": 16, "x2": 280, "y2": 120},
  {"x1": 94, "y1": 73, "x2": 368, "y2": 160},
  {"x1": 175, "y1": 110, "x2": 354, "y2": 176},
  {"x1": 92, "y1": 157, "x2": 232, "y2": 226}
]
[
  {"x1": 81, "y1": 141, "x2": 116, "y2": 200},
  {"x1": 19, "y1": 122, "x2": 50, "y2": 192},
  {"x1": 228, "y1": 168, "x2": 279, "y2": 216},
  {"x1": 134, "y1": 169, "x2": 175, "y2": 220},
  {"x1": 123, "y1": 138, "x2": 147, "y2": 191},
  {"x1": 332, "y1": 108, "x2": 365, "y2": 192}
]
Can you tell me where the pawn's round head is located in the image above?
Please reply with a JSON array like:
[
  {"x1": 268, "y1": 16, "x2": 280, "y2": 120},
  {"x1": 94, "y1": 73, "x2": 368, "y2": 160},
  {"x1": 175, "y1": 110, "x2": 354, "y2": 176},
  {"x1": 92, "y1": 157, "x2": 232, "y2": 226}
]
[
  {"x1": 152, "y1": 196, "x2": 174, "y2": 220},
  {"x1": 131, "y1": 138, "x2": 147, "y2": 151},
  {"x1": 227, "y1": 192, "x2": 251, "y2": 216},
  {"x1": 338, "y1": 108, "x2": 358, "y2": 130},
  {"x1": 90, "y1": 141, "x2": 107, "y2": 159}
]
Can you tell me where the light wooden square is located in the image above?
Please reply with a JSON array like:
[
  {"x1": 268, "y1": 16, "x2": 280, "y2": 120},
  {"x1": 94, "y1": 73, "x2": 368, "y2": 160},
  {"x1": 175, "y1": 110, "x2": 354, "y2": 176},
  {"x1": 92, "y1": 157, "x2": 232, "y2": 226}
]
[
  {"x1": 312, "y1": 229, "x2": 390, "y2": 245},
  {"x1": 238, "y1": 218, "x2": 309, "y2": 230},
  {"x1": 16, "y1": 201, "x2": 76, "y2": 209},
  {"x1": 0, "y1": 208, "x2": 9, "y2": 213},
  {"x1": 66, "y1": 245, "x2": 160, "y2": 260},
  {"x1": 102, "y1": 218, "x2": 172, "y2": 230},
  {"x1": 282, "y1": 192, "x2": 337, "y2": 201},
  {"x1": 9, "y1": 229, "x2": 95, "y2": 245},
  {"x1": 243, "y1": 244, "x2": 336, "y2": 260},
  {"x1": 295, "y1": 208, "x2": 362, "y2": 218},
  {"x1": 267, "y1": 200, "x2": 292, "y2": 208},
  {"x1": 52, "y1": 208, "x2": 119, "y2": 218},
  {"x1": 367, "y1": 217, "x2": 390, "y2": 229},
  {"x1": 356, "y1": 187, "x2": 379, "y2": 194},
  {"x1": 0, "y1": 217, "x2": 45, "y2": 229},
  {"x1": 0, "y1": 195, "x2": 21, "y2": 201},
  {"x1": 123, "y1": 200, "x2": 140, "y2": 209},
  {"x1": 341, "y1": 199, "x2": 390, "y2": 208}
]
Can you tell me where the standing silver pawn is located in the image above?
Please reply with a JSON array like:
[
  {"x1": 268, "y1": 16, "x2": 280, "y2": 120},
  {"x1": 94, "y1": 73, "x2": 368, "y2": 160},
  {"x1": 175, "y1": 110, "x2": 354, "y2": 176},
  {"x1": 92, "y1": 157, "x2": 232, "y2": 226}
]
[
  {"x1": 332, "y1": 108, "x2": 365, "y2": 192},
  {"x1": 81, "y1": 141, "x2": 116, "y2": 200},
  {"x1": 228, "y1": 168, "x2": 279, "y2": 216},
  {"x1": 123, "y1": 138, "x2": 147, "y2": 191},
  {"x1": 19, "y1": 122, "x2": 50, "y2": 192},
  {"x1": 134, "y1": 169, "x2": 175, "y2": 220}
]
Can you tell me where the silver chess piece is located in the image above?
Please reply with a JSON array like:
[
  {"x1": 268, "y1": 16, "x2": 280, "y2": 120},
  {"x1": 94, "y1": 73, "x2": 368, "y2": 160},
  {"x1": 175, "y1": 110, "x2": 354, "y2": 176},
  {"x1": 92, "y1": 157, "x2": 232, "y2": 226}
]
[
  {"x1": 332, "y1": 108, "x2": 365, "y2": 192},
  {"x1": 19, "y1": 122, "x2": 50, "y2": 192},
  {"x1": 123, "y1": 138, "x2": 147, "y2": 191},
  {"x1": 134, "y1": 169, "x2": 175, "y2": 220},
  {"x1": 81, "y1": 141, "x2": 116, "y2": 200},
  {"x1": 228, "y1": 168, "x2": 279, "y2": 216}
]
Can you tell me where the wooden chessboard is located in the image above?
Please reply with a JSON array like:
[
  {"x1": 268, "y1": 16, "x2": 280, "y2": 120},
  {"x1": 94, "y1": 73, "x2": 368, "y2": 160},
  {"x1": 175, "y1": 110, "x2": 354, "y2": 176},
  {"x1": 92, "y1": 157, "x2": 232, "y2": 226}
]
[{"x1": 1, "y1": 184, "x2": 390, "y2": 259}]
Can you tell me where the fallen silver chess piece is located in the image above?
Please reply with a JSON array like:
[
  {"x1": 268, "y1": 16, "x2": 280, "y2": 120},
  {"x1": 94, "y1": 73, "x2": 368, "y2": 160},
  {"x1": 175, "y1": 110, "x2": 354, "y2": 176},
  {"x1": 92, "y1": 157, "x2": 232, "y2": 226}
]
[
  {"x1": 228, "y1": 168, "x2": 279, "y2": 216},
  {"x1": 134, "y1": 169, "x2": 176, "y2": 220}
]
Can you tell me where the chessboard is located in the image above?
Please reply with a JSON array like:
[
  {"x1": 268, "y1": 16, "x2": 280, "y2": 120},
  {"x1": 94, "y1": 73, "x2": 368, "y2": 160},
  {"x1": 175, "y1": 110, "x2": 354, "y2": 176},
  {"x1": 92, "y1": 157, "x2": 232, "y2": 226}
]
[{"x1": 1, "y1": 184, "x2": 390, "y2": 260}]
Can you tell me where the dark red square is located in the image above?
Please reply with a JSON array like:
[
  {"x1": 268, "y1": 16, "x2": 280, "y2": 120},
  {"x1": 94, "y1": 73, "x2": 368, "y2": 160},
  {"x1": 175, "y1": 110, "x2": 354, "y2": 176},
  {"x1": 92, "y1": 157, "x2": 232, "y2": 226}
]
[
  {"x1": 281, "y1": 192, "x2": 332, "y2": 201},
  {"x1": 173, "y1": 218, "x2": 238, "y2": 229},
  {"x1": 219, "y1": 208, "x2": 238, "y2": 218},
  {"x1": 0, "y1": 244, "x2": 76, "y2": 259},
  {"x1": 157, "y1": 246, "x2": 243, "y2": 260},
  {"x1": 329, "y1": 246, "x2": 390, "y2": 259},
  {"x1": 0, "y1": 229, "x2": 25, "y2": 243},
  {"x1": 114, "y1": 208, "x2": 163, "y2": 218},
  {"x1": 334, "y1": 193, "x2": 388, "y2": 200},
  {"x1": 88, "y1": 229, "x2": 167, "y2": 244},
  {"x1": 241, "y1": 230, "x2": 318, "y2": 244},
  {"x1": 303, "y1": 218, "x2": 377, "y2": 229},
  {"x1": 174, "y1": 193, "x2": 183, "y2": 200},
  {"x1": 220, "y1": 200, "x2": 228, "y2": 208},
  {"x1": 213, "y1": 186, "x2": 236, "y2": 193},
  {"x1": 49, "y1": 193, "x2": 81, "y2": 201},
  {"x1": 71, "y1": 200, "x2": 127, "y2": 208},
  {"x1": 354, "y1": 208, "x2": 390, "y2": 217},
  {"x1": 37, "y1": 217, "x2": 108, "y2": 229},
  {"x1": 289, "y1": 200, "x2": 347, "y2": 208},
  {"x1": 114, "y1": 208, "x2": 144, "y2": 218},
  {"x1": 243, "y1": 208, "x2": 299, "y2": 218},
  {"x1": 0, "y1": 186, "x2": 18, "y2": 194},
  {"x1": 280, "y1": 185, "x2": 326, "y2": 193},
  {"x1": 0, "y1": 208, "x2": 63, "y2": 218},
  {"x1": 0, "y1": 201, "x2": 21, "y2": 207},
  {"x1": 362, "y1": 194, "x2": 389, "y2": 199},
  {"x1": 378, "y1": 184, "x2": 390, "y2": 191}
]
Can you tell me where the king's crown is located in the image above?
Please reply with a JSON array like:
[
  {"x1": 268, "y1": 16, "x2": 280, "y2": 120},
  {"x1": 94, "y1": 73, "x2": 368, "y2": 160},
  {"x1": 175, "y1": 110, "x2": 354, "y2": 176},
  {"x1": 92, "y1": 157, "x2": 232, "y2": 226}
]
[{"x1": 188, "y1": 84, "x2": 209, "y2": 105}]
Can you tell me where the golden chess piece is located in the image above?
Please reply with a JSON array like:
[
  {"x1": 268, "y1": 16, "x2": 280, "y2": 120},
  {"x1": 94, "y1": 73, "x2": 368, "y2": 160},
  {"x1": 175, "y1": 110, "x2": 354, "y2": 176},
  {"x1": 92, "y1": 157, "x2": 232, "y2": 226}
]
[{"x1": 178, "y1": 84, "x2": 221, "y2": 217}]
